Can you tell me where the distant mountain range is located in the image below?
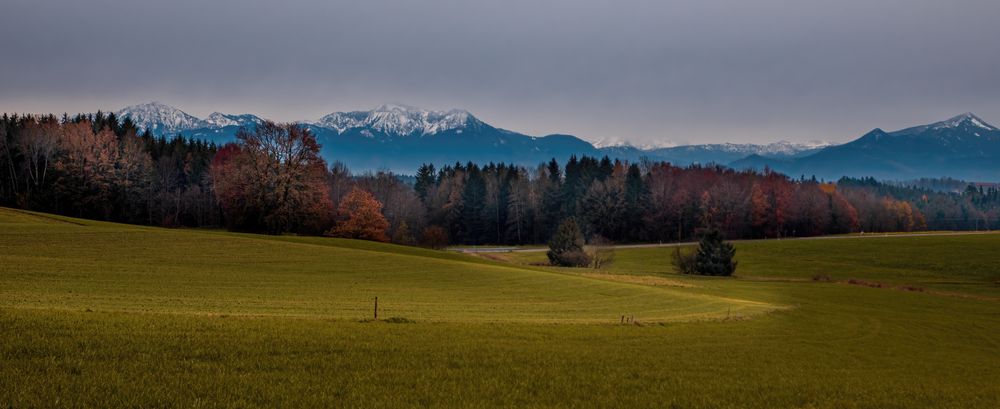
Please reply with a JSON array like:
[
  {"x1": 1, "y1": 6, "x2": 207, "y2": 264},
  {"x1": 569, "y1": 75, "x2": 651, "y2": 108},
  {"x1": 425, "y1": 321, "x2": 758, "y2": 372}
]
[
  {"x1": 116, "y1": 102, "x2": 827, "y2": 172},
  {"x1": 731, "y1": 113, "x2": 1000, "y2": 182},
  {"x1": 116, "y1": 102, "x2": 999, "y2": 181}
]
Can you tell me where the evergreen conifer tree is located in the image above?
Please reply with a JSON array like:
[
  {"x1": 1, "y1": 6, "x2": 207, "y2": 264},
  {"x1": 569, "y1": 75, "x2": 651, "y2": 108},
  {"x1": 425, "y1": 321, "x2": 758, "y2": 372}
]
[
  {"x1": 694, "y1": 229, "x2": 737, "y2": 276},
  {"x1": 547, "y1": 218, "x2": 590, "y2": 267}
]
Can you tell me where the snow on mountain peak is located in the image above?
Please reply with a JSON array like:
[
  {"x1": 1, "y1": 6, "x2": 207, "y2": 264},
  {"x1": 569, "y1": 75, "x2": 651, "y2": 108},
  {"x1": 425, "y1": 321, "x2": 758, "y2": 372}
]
[
  {"x1": 592, "y1": 138, "x2": 828, "y2": 154},
  {"x1": 204, "y1": 112, "x2": 263, "y2": 128},
  {"x1": 684, "y1": 142, "x2": 800, "y2": 155},
  {"x1": 315, "y1": 104, "x2": 480, "y2": 136},
  {"x1": 894, "y1": 112, "x2": 999, "y2": 136},
  {"x1": 758, "y1": 140, "x2": 833, "y2": 154},
  {"x1": 373, "y1": 103, "x2": 421, "y2": 113},
  {"x1": 204, "y1": 112, "x2": 238, "y2": 127},
  {"x1": 591, "y1": 137, "x2": 677, "y2": 150},
  {"x1": 116, "y1": 102, "x2": 205, "y2": 134},
  {"x1": 933, "y1": 113, "x2": 995, "y2": 131}
]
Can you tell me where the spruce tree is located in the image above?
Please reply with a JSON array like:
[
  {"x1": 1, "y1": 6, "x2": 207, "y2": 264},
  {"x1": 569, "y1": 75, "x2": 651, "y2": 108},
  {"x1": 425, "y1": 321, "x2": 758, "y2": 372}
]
[
  {"x1": 623, "y1": 163, "x2": 650, "y2": 241},
  {"x1": 694, "y1": 229, "x2": 737, "y2": 276},
  {"x1": 541, "y1": 158, "x2": 563, "y2": 237},
  {"x1": 460, "y1": 164, "x2": 486, "y2": 244},
  {"x1": 414, "y1": 163, "x2": 436, "y2": 202},
  {"x1": 547, "y1": 218, "x2": 590, "y2": 267}
]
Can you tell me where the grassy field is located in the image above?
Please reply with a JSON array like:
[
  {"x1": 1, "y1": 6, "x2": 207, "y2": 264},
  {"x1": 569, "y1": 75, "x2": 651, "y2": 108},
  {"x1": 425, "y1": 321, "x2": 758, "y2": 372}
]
[
  {"x1": 2, "y1": 208, "x2": 999, "y2": 408},
  {"x1": 500, "y1": 235, "x2": 1000, "y2": 296}
]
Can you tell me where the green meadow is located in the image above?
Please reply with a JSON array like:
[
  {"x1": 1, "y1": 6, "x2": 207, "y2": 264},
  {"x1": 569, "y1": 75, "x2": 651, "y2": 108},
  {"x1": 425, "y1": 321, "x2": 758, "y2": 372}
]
[{"x1": 2, "y1": 207, "x2": 998, "y2": 408}]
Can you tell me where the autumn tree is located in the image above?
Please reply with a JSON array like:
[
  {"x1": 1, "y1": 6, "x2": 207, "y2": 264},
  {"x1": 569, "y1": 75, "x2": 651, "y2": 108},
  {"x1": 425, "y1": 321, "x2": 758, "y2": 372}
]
[
  {"x1": 16, "y1": 119, "x2": 59, "y2": 191},
  {"x1": 708, "y1": 178, "x2": 750, "y2": 238},
  {"x1": 3, "y1": 110, "x2": 988, "y2": 245},
  {"x1": 211, "y1": 122, "x2": 332, "y2": 234},
  {"x1": 749, "y1": 183, "x2": 770, "y2": 237},
  {"x1": 112, "y1": 131, "x2": 154, "y2": 221},
  {"x1": 327, "y1": 187, "x2": 390, "y2": 242},
  {"x1": 356, "y1": 170, "x2": 426, "y2": 243},
  {"x1": 419, "y1": 225, "x2": 450, "y2": 249},
  {"x1": 53, "y1": 122, "x2": 121, "y2": 217},
  {"x1": 392, "y1": 220, "x2": 415, "y2": 245},
  {"x1": 828, "y1": 190, "x2": 859, "y2": 233}
]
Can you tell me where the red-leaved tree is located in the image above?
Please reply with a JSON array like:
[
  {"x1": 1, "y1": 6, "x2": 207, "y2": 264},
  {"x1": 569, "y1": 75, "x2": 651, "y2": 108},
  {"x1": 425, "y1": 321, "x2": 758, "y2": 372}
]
[
  {"x1": 326, "y1": 187, "x2": 390, "y2": 242},
  {"x1": 211, "y1": 122, "x2": 332, "y2": 234}
]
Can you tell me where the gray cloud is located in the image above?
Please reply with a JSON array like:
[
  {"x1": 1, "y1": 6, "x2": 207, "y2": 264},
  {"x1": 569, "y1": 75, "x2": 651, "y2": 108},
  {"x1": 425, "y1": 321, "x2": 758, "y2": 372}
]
[{"x1": 2, "y1": 0, "x2": 999, "y2": 145}]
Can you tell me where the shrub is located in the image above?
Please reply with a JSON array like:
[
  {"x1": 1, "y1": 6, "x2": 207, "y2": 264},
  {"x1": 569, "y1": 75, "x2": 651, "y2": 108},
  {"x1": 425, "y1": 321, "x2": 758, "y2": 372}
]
[
  {"x1": 392, "y1": 221, "x2": 416, "y2": 245},
  {"x1": 586, "y1": 235, "x2": 615, "y2": 269},
  {"x1": 419, "y1": 225, "x2": 449, "y2": 249},
  {"x1": 555, "y1": 249, "x2": 592, "y2": 267},
  {"x1": 547, "y1": 219, "x2": 591, "y2": 267},
  {"x1": 672, "y1": 246, "x2": 697, "y2": 275},
  {"x1": 693, "y1": 229, "x2": 737, "y2": 276}
]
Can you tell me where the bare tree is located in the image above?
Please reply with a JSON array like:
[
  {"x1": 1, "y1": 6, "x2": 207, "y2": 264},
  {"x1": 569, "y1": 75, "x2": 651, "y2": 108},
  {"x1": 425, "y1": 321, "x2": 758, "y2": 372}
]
[
  {"x1": 0, "y1": 126, "x2": 18, "y2": 199},
  {"x1": 586, "y1": 234, "x2": 615, "y2": 269},
  {"x1": 16, "y1": 119, "x2": 60, "y2": 189},
  {"x1": 214, "y1": 121, "x2": 332, "y2": 234}
]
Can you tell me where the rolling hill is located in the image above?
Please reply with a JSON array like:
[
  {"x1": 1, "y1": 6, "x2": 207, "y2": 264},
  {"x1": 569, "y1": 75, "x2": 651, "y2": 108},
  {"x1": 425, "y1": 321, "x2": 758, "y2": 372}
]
[
  {"x1": 3, "y1": 207, "x2": 999, "y2": 407},
  {"x1": 0, "y1": 207, "x2": 776, "y2": 323}
]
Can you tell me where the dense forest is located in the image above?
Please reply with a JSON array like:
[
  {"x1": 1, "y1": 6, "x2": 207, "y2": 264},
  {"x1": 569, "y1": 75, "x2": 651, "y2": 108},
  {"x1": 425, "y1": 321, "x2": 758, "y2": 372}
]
[{"x1": 2, "y1": 114, "x2": 999, "y2": 245}]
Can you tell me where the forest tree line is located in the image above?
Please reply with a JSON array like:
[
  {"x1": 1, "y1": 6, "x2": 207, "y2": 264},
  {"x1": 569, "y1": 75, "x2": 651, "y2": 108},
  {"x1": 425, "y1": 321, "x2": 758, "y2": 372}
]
[{"x1": 2, "y1": 114, "x2": 999, "y2": 245}]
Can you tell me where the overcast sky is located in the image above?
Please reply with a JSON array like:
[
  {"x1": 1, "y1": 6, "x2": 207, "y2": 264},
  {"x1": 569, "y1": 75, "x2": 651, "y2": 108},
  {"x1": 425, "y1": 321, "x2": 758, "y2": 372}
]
[{"x1": 2, "y1": 0, "x2": 998, "y2": 145}]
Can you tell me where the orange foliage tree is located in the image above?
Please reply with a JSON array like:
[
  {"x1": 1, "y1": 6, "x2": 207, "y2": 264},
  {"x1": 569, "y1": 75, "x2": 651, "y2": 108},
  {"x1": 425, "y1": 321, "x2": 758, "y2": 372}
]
[
  {"x1": 211, "y1": 122, "x2": 332, "y2": 234},
  {"x1": 327, "y1": 187, "x2": 390, "y2": 242}
]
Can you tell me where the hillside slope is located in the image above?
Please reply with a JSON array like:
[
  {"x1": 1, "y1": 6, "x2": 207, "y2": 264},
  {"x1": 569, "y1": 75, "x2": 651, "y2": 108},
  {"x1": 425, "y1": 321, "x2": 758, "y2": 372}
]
[{"x1": 0, "y1": 208, "x2": 777, "y2": 323}]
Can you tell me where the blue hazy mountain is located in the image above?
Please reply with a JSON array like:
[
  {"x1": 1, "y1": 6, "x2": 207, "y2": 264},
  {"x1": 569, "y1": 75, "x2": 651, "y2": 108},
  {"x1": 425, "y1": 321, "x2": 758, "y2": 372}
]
[
  {"x1": 600, "y1": 142, "x2": 829, "y2": 166},
  {"x1": 119, "y1": 103, "x2": 601, "y2": 171},
  {"x1": 117, "y1": 102, "x2": 829, "y2": 173},
  {"x1": 731, "y1": 113, "x2": 1000, "y2": 182}
]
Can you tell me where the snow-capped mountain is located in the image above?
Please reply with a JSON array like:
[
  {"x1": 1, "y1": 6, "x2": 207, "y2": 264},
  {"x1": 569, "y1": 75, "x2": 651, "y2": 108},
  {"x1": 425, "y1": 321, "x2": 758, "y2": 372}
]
[
  {"x1": 662, "y1": 141, "x2": 832, "y2": 157},
  {"x1": 591, "y1": 137, "x2": 677, "y2": 150},
  {"x1": 312, "y1": 104, "x2": 483, "y2": 136},
  {"x1": 116, "y1": 102, "x2": 265, "y2": 142},
  {"x1": 592, "y1": 138, "x2": 829, "y2": 159},
  {"x1": 116, "y1": 102, "x2": 206, "y2": 135},
  {"x1": 732, "y1": 113, "x2": 1000, "y2": 181},
  {"x1": 204, "y1": 112, "x2": 263, "y2": 128},
  {"x1": 110, "y1": 103, "x2": 1000, "y2": 180},
  {"x1": 896, "y1": 112, "x2": 997, "y2": 135},
  {"x1": 594, "y1": 140, "x2": 831, "y2": 167}
]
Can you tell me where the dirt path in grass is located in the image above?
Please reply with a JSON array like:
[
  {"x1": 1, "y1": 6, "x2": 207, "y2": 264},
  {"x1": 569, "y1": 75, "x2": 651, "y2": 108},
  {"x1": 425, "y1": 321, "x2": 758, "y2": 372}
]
[{"x1": 450, "y1": 231, "x2": 999, "y2": 253}]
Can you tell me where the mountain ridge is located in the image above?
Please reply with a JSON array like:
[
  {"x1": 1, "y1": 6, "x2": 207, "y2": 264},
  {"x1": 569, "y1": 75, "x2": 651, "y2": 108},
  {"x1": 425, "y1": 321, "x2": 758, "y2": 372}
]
[
  {"x1": 732, "y1": 113, "x2": 1000, "y2": 181},
  {"x1": 115, "y1": 102, "x2": 997, "y2": 181}
]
